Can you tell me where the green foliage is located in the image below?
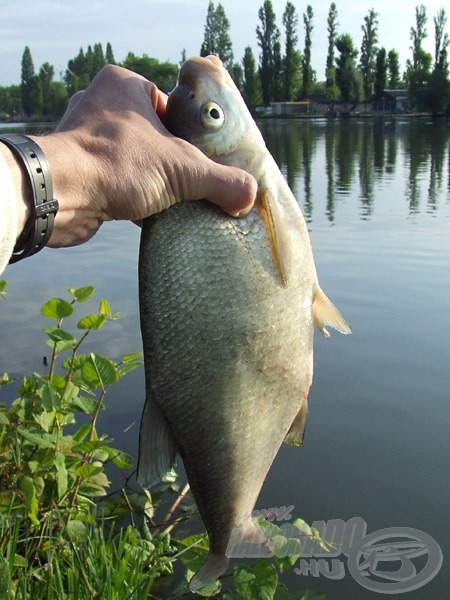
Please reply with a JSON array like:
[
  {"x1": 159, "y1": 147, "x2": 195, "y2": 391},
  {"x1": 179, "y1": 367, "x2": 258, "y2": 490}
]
[
  {"x1": 335, "y1": 33, "x2": 363, "y2": 105},
  {"x1": 359, "y1": 9, "x2": 379, "y2": 99},
  {"x1": 4, "y1": 4, "x2": 450, "y2": 118},
  {"x1": 301, "y1": 5, "x2": 315, "y2": 99},
  {"x1": 256, "y1": 0, "x2": 281, "y2": 105},
  {"x1": 0, "y1": 283, "x2": 324, "y2": 598},
  {"x1": 242, "y1": 46, "x2": 262, "y2": 108},
  {"x1": 121, "y1": 54, "x2": 178, "y2": 92},
  {"x1": 325, "y1": 3, "x2": 338, "y2": 92},
  {"x1": 200, "y1": 1, "x2": 234, "y2": 71},
  {"x1": 282, "y1": 2, "x2": 302, "y2": 101},
  {"x1": 387, "y1": 49, "x2": 402, "y2": 88}
]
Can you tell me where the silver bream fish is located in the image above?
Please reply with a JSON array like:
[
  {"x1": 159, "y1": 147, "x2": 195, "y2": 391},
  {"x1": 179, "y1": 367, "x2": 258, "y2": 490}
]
[{"x1": 137, "y1": 56, "x2": 351, "y2": 592}]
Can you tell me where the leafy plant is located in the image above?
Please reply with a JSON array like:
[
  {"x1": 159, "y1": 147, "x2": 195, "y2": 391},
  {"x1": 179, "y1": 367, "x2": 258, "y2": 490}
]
[{"x1": 0, "y1": 282, "x2": 326, "y2": 599}]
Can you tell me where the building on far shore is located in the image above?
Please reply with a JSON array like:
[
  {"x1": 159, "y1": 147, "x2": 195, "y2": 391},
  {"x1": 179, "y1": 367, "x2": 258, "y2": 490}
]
[{"x1": 371, "y1": 90, "x2": 410, "y2": 113}]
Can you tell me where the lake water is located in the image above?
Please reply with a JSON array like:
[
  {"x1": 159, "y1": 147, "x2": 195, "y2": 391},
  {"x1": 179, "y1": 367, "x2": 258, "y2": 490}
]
[{"x1": 1, "y1": 118, "x2": 449, "y2": 599}]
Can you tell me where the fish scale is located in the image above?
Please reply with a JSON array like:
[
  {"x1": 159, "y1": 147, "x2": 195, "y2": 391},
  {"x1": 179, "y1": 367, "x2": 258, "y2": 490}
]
[
  {"x1": 138, "y1": 56, "x2": 350, "y2": 592},
  {"x1": 139, "y1": 198, "x2": 311, "y2": 534}
]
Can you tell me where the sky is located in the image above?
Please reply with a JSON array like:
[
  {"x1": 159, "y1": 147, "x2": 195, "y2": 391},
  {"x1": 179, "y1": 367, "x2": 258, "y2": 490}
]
[{"x1": 1, "y1": 0, "x2": 448, "y2": 87}]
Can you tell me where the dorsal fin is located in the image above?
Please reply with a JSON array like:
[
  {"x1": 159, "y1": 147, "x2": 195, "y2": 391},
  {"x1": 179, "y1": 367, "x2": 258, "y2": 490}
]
[
  {"x1": 258, "y1": 188, "x2": 291, "y2": 287},
  {"x1": 313, "y1": 287, "x2": 352, "y2": 338}
]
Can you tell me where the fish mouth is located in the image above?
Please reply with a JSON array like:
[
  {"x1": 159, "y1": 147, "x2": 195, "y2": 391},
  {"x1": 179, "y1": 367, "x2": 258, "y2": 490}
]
[{"x1": 178, "y1": 55, "x2": 224, "y2": 85}]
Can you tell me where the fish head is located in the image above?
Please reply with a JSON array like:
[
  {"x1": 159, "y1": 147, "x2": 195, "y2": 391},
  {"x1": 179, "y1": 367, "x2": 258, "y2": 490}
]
[{"x1": 166, "y1": 56, "x2": 257, "y2": 161}]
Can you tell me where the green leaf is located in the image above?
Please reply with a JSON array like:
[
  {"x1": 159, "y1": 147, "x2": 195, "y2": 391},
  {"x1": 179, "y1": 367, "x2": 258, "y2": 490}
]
[
  {"x1": 178, "y1": 533, "x2": 211, "y2": 572},
  {"x1": 0, "y1": 279, "x2": 8, "y2": 299},
  {"x1": 33, "y1": 411, "x2": 55, "y2": 433},
  {"x1": 12, "y1": 554, "x2": 28, "y2": 568},
  {"x1": 72, "y1": 395, "x2": 100, "y2": 415},
  {"x1": 105, "y1": 447, "x2": 133, "y2": 469},
  {"x1": 77, "y1": 314, "x2": 106, "y2": 330},
  {"x1": 78, "y1": 478, "x2": 109, "y2": 497},
  {"x1": 292, "y1": 518, "x2": 313, "y2": 538},
  {"x1": 81, "y1": 353, "x2": 118, "y2": 389},
  {"x1": 98, "y1": 298, "x2": 120, "y2": 320},
  {"x1": 18, "y1": 427, "x2": 54, "y2": 448},
  {"x1": 41, "y1": 298, "x2": 74, "y2": 319},
  {"x1": 41, "y1": 381, "x2": 61, "y2": 411},
  {"x1": 60, "y1": 381, "x2": 81, "y2": 407},
  {"x1": 72, "y1": 423, "x2": 92, "y2": 442},
  {"x1": 66, "y1": 519, "x2": 89, "y2": 542},
  {"x1": 99, "y1": 298, "x2": 112, "y2": 318},
  {"x1": 76, "y1": 464, "x2": 103, "y2": 479},
  {"x1": 69, "y1": 286, "x2": 95, "y2": 303},
  {"x1": 233, "y1": 560, "x2": 278, "y2": 600},
  {"x1": 55, "y1": 453, "x2": 68, "y2": 499},
  {"x1": 122, "y1": 352, "x2": 143, "y2": 363},
  {"x1": 20, "y1": 476, "x2": 39, "y2": 527},
  {"x1": 43, "y1": 327, "x2": 77, "y2": 346},
  {"x1": 118, "y1": 361, "x2": 142, "y2": 378}
]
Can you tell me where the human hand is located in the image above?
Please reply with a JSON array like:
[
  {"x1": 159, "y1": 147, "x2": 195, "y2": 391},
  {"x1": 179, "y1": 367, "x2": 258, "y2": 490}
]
[{"x1": 32, "y1": 65, "x2": 256, "y2": 248}]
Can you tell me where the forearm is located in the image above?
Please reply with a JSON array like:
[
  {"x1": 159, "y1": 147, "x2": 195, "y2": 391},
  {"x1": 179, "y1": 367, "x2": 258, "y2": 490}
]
[{"x1": 0, "y1": 144, "x2": 30, "y2": 273}]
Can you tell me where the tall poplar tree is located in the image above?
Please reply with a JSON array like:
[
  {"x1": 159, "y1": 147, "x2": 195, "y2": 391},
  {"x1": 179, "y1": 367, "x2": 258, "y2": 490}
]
[
  {"x1": 433, "y1": 8, "x2": 449, "y2": 73},
  {"x1": 325, "y1": 3, "x2": 339, "y2": 97},
  {"x1": 301, "y1": 5, "x2": 315, "y2": 98},
  {"x1": 256, "y1": 0, "x2": 280, "y2": 106},
  {"x1": 200, "y1": 1, "x2": 234, "y2": 70},
  {"x1": 410, "y1": 4, "x2": 428, "y2": 70},
  {"x1": 242, "y1": 46, "x2": 261, "y2": 107},
  {"x1": 374, "y1": 48, "x2": 387, "y2": 96},
  {"x1": 21, "y1": 46, "x2": 35, "y2": 117},
  {"x1": 387, "y1": 49, "x2": 402, "y2": 88},
  {"x1": 39, "y1": 62, "x2": 54, "y2": 115},
  {"x1": 426, "y1": 8, "x2": 450, "y2": 114},
  {"x1": 406, "y1": 5, "x2": 432, "y2": 104},
  {"x1": 93, "y1": 43, "x2": 106, "y2": 74},
  {"x1": 105, "y1": 42, "x2": 115, "y2": 65},
  {"x1": 282, "y1": 1, "x2": 301, "y2": 101},
  {"x1": 359, "y1": 9, "x2": 379, "y2": 99},
  {"x1": 335, "y1": 33, "x2": 362, "y2": 104}
]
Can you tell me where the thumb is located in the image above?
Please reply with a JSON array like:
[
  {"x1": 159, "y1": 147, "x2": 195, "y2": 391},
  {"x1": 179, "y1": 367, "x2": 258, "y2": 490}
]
[{"x1": 189, "y1": 161, "x2": 257, "y2": 217}]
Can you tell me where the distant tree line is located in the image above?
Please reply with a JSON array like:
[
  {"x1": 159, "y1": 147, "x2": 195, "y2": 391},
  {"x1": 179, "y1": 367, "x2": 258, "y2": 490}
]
[
  {"x1": 0, "y1": 42, "x2": 179, "y2": 119},
  {"x1": 200, "y1": 0, "x2": 450, "y2": 114},
  {"x1": 1, "y1": 1, "x2": 449, "y2": 119}
]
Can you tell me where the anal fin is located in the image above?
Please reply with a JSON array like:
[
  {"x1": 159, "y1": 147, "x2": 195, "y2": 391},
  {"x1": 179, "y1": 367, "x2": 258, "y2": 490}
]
[
  {"x1": 137, "y1": 394, "x2": 179, "y2": 488},
  {"x1": 313, "y1": 287, "x2": 352, "y2": 338}
]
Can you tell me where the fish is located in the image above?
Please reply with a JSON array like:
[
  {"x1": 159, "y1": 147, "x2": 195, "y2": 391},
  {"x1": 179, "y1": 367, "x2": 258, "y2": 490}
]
[{"x1": 137, "y1": 55, "x2": 351, "y2": 592}]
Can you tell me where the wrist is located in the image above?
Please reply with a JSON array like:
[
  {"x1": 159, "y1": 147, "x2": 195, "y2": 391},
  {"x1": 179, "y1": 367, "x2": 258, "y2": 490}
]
[
  {"x1": 0, "y1": 141, "x2": 31, "y2": 239},
  {"x1": 29, "y1": 132, "x2": 105, "y2": 247}
]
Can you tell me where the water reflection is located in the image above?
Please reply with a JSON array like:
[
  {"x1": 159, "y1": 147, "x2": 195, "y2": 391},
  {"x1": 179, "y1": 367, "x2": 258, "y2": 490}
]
[
  {"x1": 1, "y1": 118, "x2": 449, "y2": 600},
  {"x1": 258, "y1": 118, "x2": 450, "y2": 222}
]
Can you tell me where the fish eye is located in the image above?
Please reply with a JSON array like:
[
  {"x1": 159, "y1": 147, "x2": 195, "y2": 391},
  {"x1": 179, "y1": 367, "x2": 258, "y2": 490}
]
[{"x1": 200, "y1": 102, "x2": 225, "y2": 130}]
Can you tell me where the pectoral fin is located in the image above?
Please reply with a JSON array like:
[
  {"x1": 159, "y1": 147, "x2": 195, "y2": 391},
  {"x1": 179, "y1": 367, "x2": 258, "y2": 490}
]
[
  {"x1": 258, "y1": 188, "x2": 291, "y2": 287},
  {"x1": 137, "y1": 394, "x2": 179, "y2": 488},
  {"x1": 313, "y1": 287, "x2": 352, "y2": 338}
]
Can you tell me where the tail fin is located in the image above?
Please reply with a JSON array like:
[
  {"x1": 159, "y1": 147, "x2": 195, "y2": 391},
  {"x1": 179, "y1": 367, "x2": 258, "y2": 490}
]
[
  {"x1": 313, "y1": 287, "x2": 352, "y2": 338},
  {"x1": 189, "y1": 521, "x2": 271, "y2": 592},
  {"x1": 188, "y1": 553, "x2": 230, "y2": 593}
]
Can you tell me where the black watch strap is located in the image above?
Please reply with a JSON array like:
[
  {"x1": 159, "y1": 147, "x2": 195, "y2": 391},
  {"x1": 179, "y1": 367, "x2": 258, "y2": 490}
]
[{"x1": 0, "y1": 133, "x2": 59, "y2": 264}]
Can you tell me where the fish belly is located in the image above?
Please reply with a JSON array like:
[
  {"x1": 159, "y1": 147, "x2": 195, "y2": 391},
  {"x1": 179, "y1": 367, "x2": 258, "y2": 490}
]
[{"x1": 138, "y1": 199, "x2": 313, "y2": 555}]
